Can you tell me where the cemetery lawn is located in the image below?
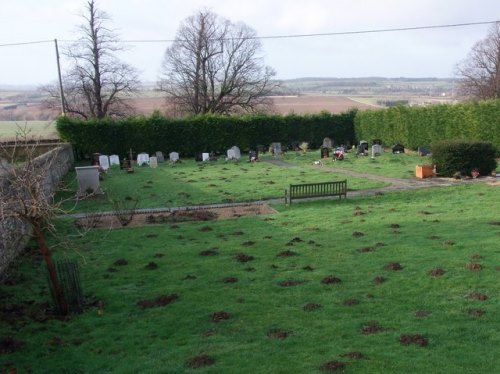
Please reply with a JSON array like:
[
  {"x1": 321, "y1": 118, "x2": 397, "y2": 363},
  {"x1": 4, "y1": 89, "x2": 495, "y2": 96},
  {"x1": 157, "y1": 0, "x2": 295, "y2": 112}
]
[
  {"x1": 284, "y1": 149, "x2": 431, "y2": 179},
  {"x1": 58, "y1": 158, "x2": 388, "y2": 212},
  {"x1": 2, "y1": 183, "x2": 500, "y2": 373}
]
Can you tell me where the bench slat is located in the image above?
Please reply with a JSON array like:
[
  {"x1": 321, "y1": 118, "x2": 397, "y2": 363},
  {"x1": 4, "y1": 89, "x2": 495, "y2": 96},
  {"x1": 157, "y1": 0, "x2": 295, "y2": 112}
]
[{"x1": 287, "y1": 180, "x2": 347, "y2": 204}]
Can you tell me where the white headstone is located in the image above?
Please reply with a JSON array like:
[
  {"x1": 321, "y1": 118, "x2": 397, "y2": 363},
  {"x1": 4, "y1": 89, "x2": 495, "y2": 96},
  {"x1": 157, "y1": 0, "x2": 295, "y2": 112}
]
[
  {"x1": 75, "y1": 166, "x2": 103, "y2": 197},
  {"x1": 99, "y1": 155, "x2": 110, "y2": 170},
  {"x1": 322, "y1": 137, "x2": 333, "y2": 149},
  {"x1": 109, "y1": 154, "x2": 120, "y2": 166},
  {"x1": 149, "y1": 156, "x2": 158, "y2": 168},
  {"x1": 137, "y1": 152, "x2": 150, "y2": 166},
  {"x1": 372, "y1": 144, "x2": 382, "y2": 156},
  {"x1": 155, "y1": 151, "x2": 165, "y2": 162},
  {"x1": 202, "y1": 153, "x2": 210, "y2": 162},
  {"x1": 227, "y1": 149, "x2": 236, "y2": 160},
  {"x1": 169, "y1": 152, "x2": 179, "y2": 162},
  {"x1": 271, "y1": 142, "x2": 282, "y2": 156},
  {"x1": 231, "y1": 146, "x2": 241, "y2": 160}
]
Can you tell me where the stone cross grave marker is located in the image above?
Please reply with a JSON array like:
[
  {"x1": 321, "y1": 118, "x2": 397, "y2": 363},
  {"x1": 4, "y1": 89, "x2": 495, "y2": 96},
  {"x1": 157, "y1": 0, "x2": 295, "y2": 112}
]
[{"x1": 99, "y1": 155, "x2": 110, "y2": 170}]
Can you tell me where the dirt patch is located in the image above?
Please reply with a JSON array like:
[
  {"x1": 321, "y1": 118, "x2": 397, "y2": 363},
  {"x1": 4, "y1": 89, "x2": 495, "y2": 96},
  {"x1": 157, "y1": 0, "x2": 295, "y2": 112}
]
[
  {"x1": 341, "y1": 351, "x2": 364, "y2": 359},
  {"x1": 467, "y1": 292, "x2": 488, "y2": 301},
  {"x1": 319, "y1": 360, "x2": 346, "y2": 372},
  {"x1": 200, "y1": 249, "x2": 218, "y2": 256},
  {"x1": 235, "y1": 253, "x2": 254, "y2": 263},
  {"x1": 279, "y1": 280, "x2": 304, "y2": 287},
  {"x1": 373, "y1": 276, "x2": 386, "y2": 284},
  {"x1": 415, "y1": 310, "x2": 431, "y2": 318},
  {"x1": 277, "y1": 250, "x2": 297, "y2": 257},
  {"x1": 137, "y1": 294, "x2": 178, "y2": 309},
  {"x1": 0, "y1": 336, "x2": 25, "y2": 353},
  {"x1": 267, "y1": 329, "x2": 291, "y2": 340},
  {"x1": 358, "y1": 246, "x2": 375, "y2": 253},
  {"x1": 113, "y1": 258, "x2": 128, "y2": 266},
  {"x1": 145, "y1": 262, "x2": 158, "y2": 270},
  {"x1": 222, "y1": 277, "x2": 238, "y2": 283},
  {"x1": 321, "y1": 275, "x2": 342, "y2": 284},
  {"x1": 443, "y1": 240, "x2": 455, "y2": 246},
  {"x1": 199, "y1": 226, "x2": 213, "y2": 232},
  {"x1": 390, "y1": 223, "x2": 401, "y2": 229},
  {"x1": 154, "y1": 253, "x2": 164, "y2": 258},
  {"x1": 343, "y1": 299, "x2": 360, "y2": 306},
  {"x1": 245, "y1": 267, "x2": 256, "y2": 272},
  {"x1": 303, "y1": 303, "x2": 323, "y2": 311},
  {"x1": 469, "y1": 308, "x2": 485, "y2": 317},
  {"x1": 185, "y1": 354, "x2": 215, "y2": 369},
  {"x1": 242, "y1": 241, "x2": 255, "y2": 246},
  {"x1": 212, "y1": 311, "x2": 231, "y2": 322},
  {"x1": 465, "y1": 263, "x2": 482, "y2": 271},
  {"x1": 75, "y1": 204, "x2": 277, "y2": 229},
  {"x1": 352, "y1": 231, "x2": 365, "y2": 238},
  {"x1": 303, "y1": 265, "x2": 314, "y2": 271},
  {"x1": 429, "y1": 268, "x2": 446, "y2": 277},
  {"x1": 361, "y1": 320, "x2": 385, "y2": 334},
  {"x1": 384, "y1": 262, "x2": 403, "y2": 271},
  {"x1": 469, "y1": 254, "x2": 482, "y2": 260},
  {"x1": 399, "y1": 334, "x2": 429, "y2": 347}
]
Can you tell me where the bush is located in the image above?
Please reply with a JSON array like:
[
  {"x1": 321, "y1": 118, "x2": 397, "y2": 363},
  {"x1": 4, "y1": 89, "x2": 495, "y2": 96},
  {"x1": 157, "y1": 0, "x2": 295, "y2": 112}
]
[{"x1": 431, "y1": 140, "x2": 497, "y2": 177}]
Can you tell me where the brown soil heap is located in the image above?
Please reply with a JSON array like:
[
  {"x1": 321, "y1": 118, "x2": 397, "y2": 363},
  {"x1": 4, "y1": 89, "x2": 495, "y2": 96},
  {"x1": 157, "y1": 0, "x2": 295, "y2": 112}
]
[
  {"x1": 185, "y1": 354, "x2": 215, "y2": 369},
  {"x1": 235, "y1": 253, "x2": 254, "y2": 263},
  {"x1": 303, "y1": 303, "x2": 323, "y2": 311},
  {"x1": 279, "y1": 280, "x2": 304, "y2": 287},
  {"x1": 429, "y1": 268, "x2": 446, "y2": 277},
  {"x1": 384, "y1": 262, "x2": 403, "y2": 271},
  {"x1": 465, "y1": 263, "x2": 482, "y2": 271},
  {"x1": 361, "y1": 320, "x2": 385, "y2": 334},
  {"x1": 467, "y1": 292, "x2": 488, "y2": 301},
  {"x1": 399, "y1": 334, "x2": 429, "y2": 347},
  {"x1": 373, "y1": 276, "x2": 386, "y2": 284},
  {"x1": 321, "y1": 275, "x2": 342, "y2": 284},
  {"x1": 267, "y1": 329, "x2": 291, "y2": 340},
  {"x1": 136, "y1": 294, "x2": 178, "y2": 309},
  {"x1": 319, "y1": 360, "x2": 346, "y2": 372},
  {"x1": 212, "y1": 311, "x2": 231, "y2": 322}
]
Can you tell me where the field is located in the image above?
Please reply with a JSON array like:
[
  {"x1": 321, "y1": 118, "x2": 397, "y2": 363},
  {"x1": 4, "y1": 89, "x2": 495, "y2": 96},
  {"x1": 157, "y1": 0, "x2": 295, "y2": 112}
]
[{"x1": 2, "y1": 152, "x2": 500, "y2": 373}]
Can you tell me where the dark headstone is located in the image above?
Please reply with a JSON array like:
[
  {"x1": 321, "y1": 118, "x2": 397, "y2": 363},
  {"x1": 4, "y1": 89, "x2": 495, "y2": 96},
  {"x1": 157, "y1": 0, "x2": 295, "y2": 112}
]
[
  {"x1": 392, "y1": 144, "x2": 405, "y2": 154},
  {"x1": 195, "y1": 152, "x2": 203, "y2": 162},
  {"x1": 249, "y1": 150, "x2": 258, "y2": 162},
  {"x1": 321, "y1": 147, "x2": 330, "y2": 159},
  {"x1": 418, "y1": 146, "x2": 431, "y2": 156},
  {"x1": 290, "y1": 141, "x2": 301, "y2": 151}
]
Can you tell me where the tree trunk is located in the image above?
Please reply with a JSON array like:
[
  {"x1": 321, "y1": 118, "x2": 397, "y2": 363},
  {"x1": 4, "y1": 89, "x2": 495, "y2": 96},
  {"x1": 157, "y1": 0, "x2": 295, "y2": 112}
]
[{"x1": 33, "y1": 222, "x2": 69, "y2": 316}]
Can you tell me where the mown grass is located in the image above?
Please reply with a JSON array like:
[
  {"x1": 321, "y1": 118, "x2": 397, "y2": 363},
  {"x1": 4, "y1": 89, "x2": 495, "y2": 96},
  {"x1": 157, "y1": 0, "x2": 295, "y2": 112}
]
[
  {"x1": 58, "y1": 158, "x2": 387, "y2": 212},
  {"x1": 2, "y1": 183, "x2": 500, "y2": 373},
  {"x1": 284, "y1": 149, "x2": 432, "y2": 178},
  {"x1": 0, "y1": 121, "x2": 58, "y2": 140}
]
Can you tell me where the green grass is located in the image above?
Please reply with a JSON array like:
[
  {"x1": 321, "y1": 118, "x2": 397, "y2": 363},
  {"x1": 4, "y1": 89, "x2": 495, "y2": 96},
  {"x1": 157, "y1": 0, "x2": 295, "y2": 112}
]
[
  {"x1": 2, "y1": 183, "x2": 500, "y2": 373},
  {"x1": 0, "y1": 121, "x2": 58, "y2": 140},
  {"x1": 284, "y1": 149, "x2": 432, "y2": 178},
  {"x1": 58, "y1": 158, "x2": 387, "y2": 212}
]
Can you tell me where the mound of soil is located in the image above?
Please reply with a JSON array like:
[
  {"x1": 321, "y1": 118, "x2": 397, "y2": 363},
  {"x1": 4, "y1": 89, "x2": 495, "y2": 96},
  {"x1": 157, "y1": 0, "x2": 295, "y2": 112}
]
[
  {"x1": 302, "y1": 265, "x2": 314, "y2": 271},
  {"x1": 352, "y1": 231, "x2": 365, "y2": 238},
  {"x1": 212, "y1": 311, "x2": 231, "y2": 322},
  {"x1": 428, "y1": 235, "x2": 441, "y2": 240},
  {"x1": 279, "y1": 280, "x2": 304, "y2": 287},
  {"x1": 289, "y1": 237, "x2": 304, "y2": 243},
  {"x1": 319, "y1": 360, "x2": 346, "y2": 372},
  {"x1": 277, "y1": 250, "x2": 297, "y2": 257},
  {"x1": 384, "y1": 262, "x2": 403, "y2": 271},
  {"x1": 321, "y1": 275, "x2": 342, "y2": 284},
  {"x1": 303, "y1": 303, "x2": 323, "y2": 311},
  {"x1": 443, "y1": 240, "x2": 455, "y2": 246},
  {"x1": 222, "y1": 277, "x2": 238, "y2": 283},
  {"x1": 200, "y1": 249, "x2": 218, "y2": 256},
  {"x1": 235, "y1": 253, "x2": 254, "y2": 263},
  {"x1": 390, "y1": 223, "x2": 401, "y2": 229},
  {"x1": 183, "y1": 275, "x2": 196, "y2": 280},
  {"x1": 358, "y1": 246, "x2": 375, "y2": 253},
  {"x1": 107, "y1": 267, "x2": 117, "y2": 273},
  {"x1": 465, "y1": 263, "x2": 482, "y2": 271},
  {"x1": 343, "y1": 299, "x2": 360, "y2": 306},
  {"x1": 467, "y1": 292, "x2": 488, "y2": 301},
  {"x1": 470, "y1": 254, "x2": 483, "y2": 260},
  {"x1": 136, "y1": 294, "x2": 178, "y2": 309},
  {"x1": 199, "y1": 226, "x2": 213, "y2": 232},
  {"x1": 154, "y1": 253, "x2": 164, "y2": 258},
  {"x1": 0, "y1": 336, "x2": 25, "y2": 353},
  {"x1": 361, "y1": 320, "x2": 385, "y2": 335},
  {"x1": 244, "y1": 267, "x2": 256, "y2": 272},
  {"x1": 145, "y1": 262, "x2": 158, "y2": 270},
  {"x1": 415, "y1": 310, "x2": 431, "y2": 318},
  {"x1": 341, "y1": 351, "x2": 364, "y2": 359},
  {"x1": 399, "y1": 334, "x2": 429, "y2": 347},
  {"x1": 232, "y1": 230, "x2": 244, "y2": 235},
  {"x1": 267, "y1": 329, "x2": 291, "y2": 340},
  {"x1": 185, "y1": 354, "x2": 215, "y2": 369},
  {"x1": 373, "y1": 276, "x2": 386, "y2": 284},
  {"x1": 242, "y1": 241, "x2": 255, "y2": 246},
  {"x1": 113, "y1": 258, "x2": 128, "y2": 266},
  {"x1": 429, "y1": 268, "x2": 446, "y2": 277},
  {"x1": 469, "y1": 308, "x2": 485, "y2": 317}
]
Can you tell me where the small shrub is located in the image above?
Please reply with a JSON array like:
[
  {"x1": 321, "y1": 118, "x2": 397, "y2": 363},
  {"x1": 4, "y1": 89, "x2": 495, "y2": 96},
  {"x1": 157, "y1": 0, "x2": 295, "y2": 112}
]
[{"x1": 432, "y1": 140, "x2": 497, "y2": 177}]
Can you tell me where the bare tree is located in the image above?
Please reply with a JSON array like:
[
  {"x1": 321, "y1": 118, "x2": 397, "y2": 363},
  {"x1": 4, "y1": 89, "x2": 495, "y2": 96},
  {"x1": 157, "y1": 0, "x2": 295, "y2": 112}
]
[
  {"x1": 0, "y1": 127, "x2": 73, "y2": 315},
  {"x1": 158, "y1": 10, "x2": 278, "y2": 115},
  {"x1": 43, "y1": 0, "x2": 139, "y2": 118},
  {"x1": 456, "y1": 22, "x2": 500, "y2": 100}
]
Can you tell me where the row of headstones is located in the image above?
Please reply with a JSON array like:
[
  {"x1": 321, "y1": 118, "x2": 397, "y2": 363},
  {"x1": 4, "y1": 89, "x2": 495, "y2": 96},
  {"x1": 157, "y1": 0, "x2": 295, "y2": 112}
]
[{"x1": 96, "y1": 151, "x2": 180, "y2": 170}]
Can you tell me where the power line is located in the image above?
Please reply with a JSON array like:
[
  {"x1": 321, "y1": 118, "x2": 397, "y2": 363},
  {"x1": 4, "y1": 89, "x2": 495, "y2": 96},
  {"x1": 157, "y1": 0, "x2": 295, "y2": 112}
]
[{"x1": 1, "y1": 20, "x2": 498, "y2": 47}]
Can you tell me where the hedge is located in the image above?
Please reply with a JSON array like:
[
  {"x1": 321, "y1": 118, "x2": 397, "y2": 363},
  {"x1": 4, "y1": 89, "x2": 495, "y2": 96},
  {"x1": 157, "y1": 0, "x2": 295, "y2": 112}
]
[
  {"x1": 56, "y1": 110, "x2": 356, "y2": 159},
  {"x1": 354, "y1": 100, "x2": 500, "y2": 151}
]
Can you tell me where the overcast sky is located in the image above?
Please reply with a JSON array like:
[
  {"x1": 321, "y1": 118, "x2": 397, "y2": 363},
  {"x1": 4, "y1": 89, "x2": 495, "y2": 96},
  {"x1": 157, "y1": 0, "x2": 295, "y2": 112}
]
[{"x1": 1, "y1": 0, "x2": 499, "y2": 86}]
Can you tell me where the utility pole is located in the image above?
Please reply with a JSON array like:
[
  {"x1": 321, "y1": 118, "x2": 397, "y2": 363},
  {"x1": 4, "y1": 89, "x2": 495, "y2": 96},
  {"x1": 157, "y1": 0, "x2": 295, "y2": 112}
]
[{"x1": 54, "y1": 39, "x2": 66, "y2": 116}]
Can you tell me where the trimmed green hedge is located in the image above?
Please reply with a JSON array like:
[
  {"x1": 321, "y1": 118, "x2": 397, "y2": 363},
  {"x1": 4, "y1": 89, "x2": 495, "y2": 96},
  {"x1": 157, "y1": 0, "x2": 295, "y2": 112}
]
[
  {"x1": 56, "y1": 111, "x2": 356, "y2": 159},
  {"x1": 354, "y1": 100, "x2": 500, "y2": 150},
  {"x1": 431, "y1": 140, "x2": 497, "y2": 177}
]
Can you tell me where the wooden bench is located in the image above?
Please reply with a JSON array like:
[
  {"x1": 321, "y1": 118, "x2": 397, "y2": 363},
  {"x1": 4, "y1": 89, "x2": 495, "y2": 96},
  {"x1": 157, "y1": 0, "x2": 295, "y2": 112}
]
[{"x1": 285, "y1": 180, "x2": 347, "y2": 205}]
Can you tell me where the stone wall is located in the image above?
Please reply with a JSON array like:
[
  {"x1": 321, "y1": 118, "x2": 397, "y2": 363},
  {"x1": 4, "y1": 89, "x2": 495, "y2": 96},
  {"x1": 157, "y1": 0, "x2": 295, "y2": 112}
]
[{"x1": 0, "y1": 144, "x2": 74, "y2": 278}]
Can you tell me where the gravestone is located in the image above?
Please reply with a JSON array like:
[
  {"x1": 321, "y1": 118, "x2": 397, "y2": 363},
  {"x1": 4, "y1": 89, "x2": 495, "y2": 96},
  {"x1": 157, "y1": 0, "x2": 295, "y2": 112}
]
[
  {"x1": 359, "y1": 141, "x2": 368, "y2": 152},
  {"x1": 357, "y1": 144, "x2": 367, "y2": 155},
  {"x1": 137, "y1": 153, "x2": 150, "y2": 166},
  {"x1": 109, "y1": 154, "x2": 120, "y2": 166},
  {"x1": 202, "y1": 153, "x2": 210, "y2": 162},
  {"x1": 231, "y1": 146, "x2": 241, "y2": 160},
  {"x1": 392, "y1": 144, "x2": 405, "y2": 154},
  {"x1": 169, "y1": 152, "x2": 179, "y2": 162},
  {"x1": 322, "y1": 137, "x2": 333, "y2": 149},
  {"x1": 91, "y1": 153, "x2": 100, "y2": 166},
  {"x1": 155, "y1": 151, "x2": 165, "y2": 162},
  {"x1": 290, "y1": 140, "x2": 301, "y2": 151},
  {"x1": 227, "y1": 149, "x2": 236, "y2": 160},
  {"x1": 418, "y1": 146, "x2": 431, "y2": 156},
  {"x1": 372, "y1": 144, "x2": 382, "y2": 156},
  {"x1": 271, "y1": 142, "x2": 282, "y2": 156},
  {"x1": 321, "y1": 147, "x2": 330, "y2": 159},
  {"x1": 249, "y1": 150, "x2": 258, "y2": 162},
  {"x1": 195, "y1": 153, "x2": 203, "y2": 162},
  {"x1": 99, "y1": 155, "x2": 110, "y2": 170},
  {"x1": 149, "y1": 156, "x2": 158, "y2": 168},
  {"x1": 75, "y1": 166, "x2": 103, "y2": 197}
]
